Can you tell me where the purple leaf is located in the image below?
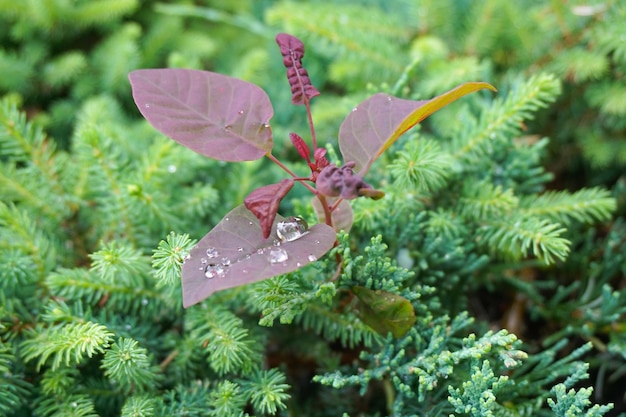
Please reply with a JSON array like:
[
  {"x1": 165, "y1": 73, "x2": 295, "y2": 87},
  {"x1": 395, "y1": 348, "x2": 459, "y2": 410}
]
[
  {"x1": 182, "y1": 205, "x2": 336, "y2": 307},
  {"x1": 129, "y1": 68, "x2": 274, "y2": 162},
  {"x1": 244, "y1": 179, "x2": 295, "y2": 239},
  {"x1": 316, "y1": 162, "x2": 378, "y2": 200},
  {"x1": 276, "y1": 33, "x2": 320, "y2": 105},
  {"x1": 289, "y1": 132, "x2": 311, "y2": 163},
  {"x1": 339, "y1": 82, "x2": 497, "y2": 173}
]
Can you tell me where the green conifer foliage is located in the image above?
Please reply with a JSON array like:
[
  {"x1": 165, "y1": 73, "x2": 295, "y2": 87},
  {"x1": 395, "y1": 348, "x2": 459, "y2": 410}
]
[{"x1": 1, "y1": 1, "x2": 625, "y2": 416}]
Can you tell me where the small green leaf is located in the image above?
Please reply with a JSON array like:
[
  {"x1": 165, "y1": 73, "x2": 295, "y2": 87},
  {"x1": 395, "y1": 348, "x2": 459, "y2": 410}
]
[{"x1": 352, "y1": 286, "x2": 416, "y2": 338}]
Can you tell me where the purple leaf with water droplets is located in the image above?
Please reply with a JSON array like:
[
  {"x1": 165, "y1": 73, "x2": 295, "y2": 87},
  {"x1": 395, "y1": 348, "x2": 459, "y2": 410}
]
[
  {"x1": 182, "y1": 205, "x2": 336, "y2": 307},
  {"x1": 129, "y1": 68, "x2": 273, "y2": 162}
]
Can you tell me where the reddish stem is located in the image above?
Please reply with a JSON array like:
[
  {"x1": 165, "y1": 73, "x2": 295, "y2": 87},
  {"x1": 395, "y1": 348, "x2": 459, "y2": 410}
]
[
  {"x1": 266, "y1": 152, "x2": 317, "y2": 194},
  {"x1": 304, "y1": 98, "x2": 317, "y2": 150}
]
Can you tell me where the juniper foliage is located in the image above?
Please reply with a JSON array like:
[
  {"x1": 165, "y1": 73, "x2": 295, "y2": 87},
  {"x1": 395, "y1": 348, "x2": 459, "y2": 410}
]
[{"x1": 1, "y1": 1, "x2": 625, "y2": 416}]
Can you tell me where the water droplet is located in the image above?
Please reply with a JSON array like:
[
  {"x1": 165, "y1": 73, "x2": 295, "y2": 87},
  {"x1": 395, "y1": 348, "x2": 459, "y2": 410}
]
[
  {"x1": 167, "y1": 164, "x2": 177, "y2": 173},
  {"x1": 206, "y1": 247, "x2": 219, "y2": 258},
  {"x1": 296, "y1": 262, "x2": 302, "y2": 267},
  {"x1": 314, "y1": 239, "x2": 320, "y2": 244},
  {"x1": 256, "y1": 248, "x2": 264, "y2": 255},
  {"x1": 273, "y1": 239, "x2": 281, "y2": 246},
  {"x1": 221, "y1": 257, "x2": 231, "y2": 266},
  {"x1": 277, "y1": 216, "x2": 309, "y2": 242},
  {"x1": 248, "y1": 221, "x2": 253, "y2": 225},
  {"x1": 237, "y1": 247, "x2": 244, "y2": 252},
  {"x1": 242, "y1": 268, "x2": 248, "y2": 273},
  {"x1": 225, "y1": 217, "x2": 230, "y2": 221},
  {"x1": 238, "y1": 109, "x2": 244, "y2": 115},
  {"x1": 269, "y1": 247, "x2": 289, "y2": 264},
  {"x1": 263, "y1": 123, "x2": 270, "y2": 128},
  {"x1": 144, "y1": 104, "x2": 150, "y2": 109},
  {"x1": 224, "y1": 124, "x2": 232, "y2": 131},
  {"x1": 352, "y1": 107, "x2": 358, "y2": 112},
  {"x1": 245, "y1": 254, "x2": 251, "y2": 260},
  {"x1": 204, "y1": 263, "x2": 226, "y2": 279},
  {"x1": 387, "y1": 96, "x2": 392, "y2": 102},
  {"x1": 200, "y1": 257, "x2": 208, "y2": 264},
  {"x1": 307, "y1": 254, "x2": 317, "y2": 262}
]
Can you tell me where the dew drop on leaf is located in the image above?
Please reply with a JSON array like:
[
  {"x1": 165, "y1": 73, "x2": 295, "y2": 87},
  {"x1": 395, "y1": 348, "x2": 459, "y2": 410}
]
[
  {"x1": 307, "y1": 254, "x2": 317, "y2": 262},
  {"x1": 237, "y1": 247, "x2": 244, "y2": 252},
  {"x1": 204, "y1": 264, "x2": 226, "y2": 279},
  {"x1": 206, "y1": 248, "x2": 219, "y2": 258},
  {"x1": 200, "y1": 257, "x2": 208, "y2": 264},
  {"x1": 221, "y1": 257, "x2": 231, "y2": 266},
  {"x1": 269, "y1": 247, "x2": 289, "y2": 264},
  {"x1": 238, "y1": 109, "x2": 244, "y2": 115},
  {"x1": 276, "y1": 216, "x2": 309, "y2": 242}
]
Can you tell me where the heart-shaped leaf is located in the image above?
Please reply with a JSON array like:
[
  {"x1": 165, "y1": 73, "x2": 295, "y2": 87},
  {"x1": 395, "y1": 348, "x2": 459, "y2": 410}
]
[
  {"x1": 352, "y1": 286, "x2": 416, "y2": 338},
  {"x1": 129, "y1": 68, "x2": 274, "y2": 162},
  {"x1": 339, "y1": 82, "x2": 497, "y2": 174},
  {"x1": 182, "y1": 205, "x2": 336, "y2": 307}
]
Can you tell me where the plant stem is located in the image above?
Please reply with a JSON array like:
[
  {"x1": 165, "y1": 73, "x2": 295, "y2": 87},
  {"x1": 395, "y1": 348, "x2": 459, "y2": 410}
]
[
  {"x1": 316, "y1": 194, "x2": 333, "y2": 227},
  {"x1": 304, "y1": 98, "x2": 317, "y2": 150},
  {"x1": 266, "y1": 152, "x2": 298, "y2": 177},
  {"x1": 329, "y1": 197, "x2": 344, "y2": 212},
  {"x1": 265, "y1": 152, "x2": 319, "y2": 194}
]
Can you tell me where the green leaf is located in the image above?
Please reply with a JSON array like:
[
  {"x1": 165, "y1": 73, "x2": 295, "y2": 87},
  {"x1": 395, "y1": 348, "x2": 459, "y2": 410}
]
[{"x1": 352, "y1": 286, "x2": 416, "y2": 338}]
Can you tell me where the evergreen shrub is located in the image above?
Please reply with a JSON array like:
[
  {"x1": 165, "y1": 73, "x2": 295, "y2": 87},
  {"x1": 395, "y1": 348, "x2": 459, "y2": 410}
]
[{"x1": 0, "y1": 1, "x2": 624, "y2": 416}]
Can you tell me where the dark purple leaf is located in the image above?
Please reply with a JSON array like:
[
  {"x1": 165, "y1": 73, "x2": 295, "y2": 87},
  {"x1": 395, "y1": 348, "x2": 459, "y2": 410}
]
[
  {"x1": 275, "y1": 33, "x2": 320, "y2": 105},
  {"x1": 244, "y1": 179, "x2": 295, "y2": 239},
  {"x1": 289, "y1": 132, "x2": 311, "y2": 163},
  {"x1": 316, "y1": 162, "x2": 378, "y2": 200},
  {"x1": 182, "y1": 205, "x2": 336, "y2": 307},
  {"x1": 312, "y1": 197, "x2": 354, "y2": 232},
  {"x1": 339, "y1": 82, "x2": 497, "y2": 174},
  {"x1": 352, "y1": 286, "x2": 416, "y2": 338},
  {"x1": 129, "y1": 68, "x2": 274, "y2": 162}
]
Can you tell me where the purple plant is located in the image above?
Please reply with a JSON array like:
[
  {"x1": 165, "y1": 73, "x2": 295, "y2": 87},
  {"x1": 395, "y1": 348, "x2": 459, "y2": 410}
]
[{"x1": 129, "y1": 33, "x2": 496, "y2": 309}]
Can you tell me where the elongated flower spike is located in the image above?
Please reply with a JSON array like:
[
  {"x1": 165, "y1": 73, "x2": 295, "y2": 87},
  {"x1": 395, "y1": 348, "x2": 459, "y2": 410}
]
[{"x1": 276, "y1": 33, "x2": 320, "y2": 105}]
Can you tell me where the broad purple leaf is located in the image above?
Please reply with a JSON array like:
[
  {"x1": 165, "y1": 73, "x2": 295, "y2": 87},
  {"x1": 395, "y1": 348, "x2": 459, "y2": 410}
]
[
  {"x1": 244, "y1": 179, "x2": 295, "y2": 239},
  {"x1": 312, "y1": 197, "x2": 354, "y2": 232},
  {"x1": 182, "y1": 205, "x2": 336, "y2": 307},
  {"x1": 339, "y1": 82, "x2": 497, "y2": 174},
  {"x1": 129, "y1": 68, "x2": 273, "y2": 162}
]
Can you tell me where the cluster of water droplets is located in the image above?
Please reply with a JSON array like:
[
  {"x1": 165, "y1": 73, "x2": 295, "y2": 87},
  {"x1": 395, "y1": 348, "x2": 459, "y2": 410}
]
[
  {"x1": 194, "y1": 216, "x2": 323, "y2": 278},
  {"x1": 200, "y1": 247, "x2": 231, "y2": 279}
]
